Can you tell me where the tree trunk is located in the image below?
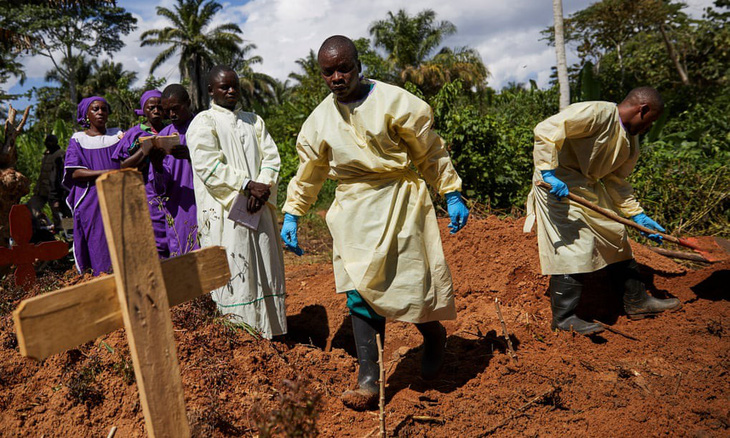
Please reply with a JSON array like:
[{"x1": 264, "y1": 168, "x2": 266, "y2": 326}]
[
  {"x1": 616, "y1": 43, "x2": 625, "y2": 93},
  {"x1": 197, "y1": 61, "x2": 209, "y2": 111},
  {"x1": 659, "y1": 23, "x2": 690, "y2": 86},
  {"x1": 188, "y1": 58, "x2": 206, "y2": 113},
  {"x1": 553, "y1": 0, "x2": 570, "y2": 110},
  {"x1": 181, "y1": 61, "x2": 196, "y2": 114},
  {"x1": 67, "y1": 43, "x2": 78, "y2": 107}
]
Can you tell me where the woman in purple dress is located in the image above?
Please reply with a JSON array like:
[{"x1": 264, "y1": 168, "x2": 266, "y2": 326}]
[
  {"x1": 112, "y1": 90, "x2": 170, "y2": 257},
  {"x1": 153, "y1": 84, "x2": 199, "y2": 256},
  {"x1": 63, "y1": 96, "x2": 122, "y2": 275}
]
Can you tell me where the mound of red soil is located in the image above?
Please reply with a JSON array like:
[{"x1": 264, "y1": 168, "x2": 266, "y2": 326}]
[{"x1": 0, "y1": 216, "x2": 727, "y2": 437}]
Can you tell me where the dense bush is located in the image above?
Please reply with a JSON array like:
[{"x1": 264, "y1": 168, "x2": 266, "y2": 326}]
[{"x1": 414, "y1": 81, "x2": 558, "y2": 212}]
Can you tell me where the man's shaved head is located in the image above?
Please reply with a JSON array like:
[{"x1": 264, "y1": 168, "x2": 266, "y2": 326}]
[
  {"x1": 207, "y1": 64, "x2": 237, "y2": 87},
  {"x1": 162, "y1": 83, "x2": 190, "y2": 103},
  {"x1": 618, "y1": 86, "x2": 664, "y2": 135},
  {"x1": 317, "y1": 35, "x2": 369, "y2": 103},
  {"x1": 207, "y1": 64, "x2": 240, "y2": 110},
  {"x1": 318, "y1": 35, "x2": 359, "y2": 63},
  {"x1": 622, "y1": 86, "x2": 664, "y2": 113},
  {"x1": 161, "y1": 83, "x2": 192, "y2": 123}
]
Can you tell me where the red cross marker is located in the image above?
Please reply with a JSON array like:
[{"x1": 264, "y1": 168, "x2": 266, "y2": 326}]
[{"x1": 0, "y1": 205, "x2": 68, "y2": 289}]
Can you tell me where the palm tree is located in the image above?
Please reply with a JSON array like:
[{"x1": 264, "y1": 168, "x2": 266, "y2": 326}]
[
  {"x1": 140, "y1": 0, "x2": 242, "y2": 112},
  {"x1": 368, "y1": 9, "x2": 487, "y2": 94},
  {"x1": 288, "y1": 50, "x2": 321, "y2": 85},
  {"x1": 287, "y1": 50, "x2": 330, "y2": 114},
  {"x1": 369, "y1": 9, "x2": 456, "y2": 71},
  {"x1": 403, "y1": 46, "x2": 489, "y2": 95},
  {"x1": 85, "y1": 59, "x2": 138, "y2": 96},
  {"x1": 270, "y1": 79, "x2": 292, "y2": 106}
]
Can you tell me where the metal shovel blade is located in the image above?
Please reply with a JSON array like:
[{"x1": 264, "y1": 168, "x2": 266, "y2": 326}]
[{"x1": 681, "y1": 236, "x2": 730, "y2": 263}]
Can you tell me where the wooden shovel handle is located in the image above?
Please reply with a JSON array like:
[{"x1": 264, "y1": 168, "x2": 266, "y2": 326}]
[{"x1": 535, "y1": 181, "x2": 696, "y2": 249}]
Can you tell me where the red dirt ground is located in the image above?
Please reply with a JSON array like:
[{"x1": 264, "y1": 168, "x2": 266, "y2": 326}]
[{"x1": 0, "y1": 216, "x2": 727, "y2": 437}]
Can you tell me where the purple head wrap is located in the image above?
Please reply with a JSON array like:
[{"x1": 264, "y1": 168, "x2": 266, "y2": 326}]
[
  {"x1": 135, "y1": 90, "x2": 162, "y2": 116},
  {"x1": 77, "y1": 96, "x2": 110, "y2": 127}
]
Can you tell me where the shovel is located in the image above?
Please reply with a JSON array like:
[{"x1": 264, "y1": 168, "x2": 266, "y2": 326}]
[{"x1": 536, "y1": 181, "x2": 730, "y2": 263}]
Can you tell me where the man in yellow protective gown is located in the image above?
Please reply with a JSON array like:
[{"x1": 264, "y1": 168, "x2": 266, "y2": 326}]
[
  {"x1": 524, "y1": 87, "x2": 680, "y2": 335},
  {"x1": 281, "y1": 36, "x2": 470, "y2": 410}
]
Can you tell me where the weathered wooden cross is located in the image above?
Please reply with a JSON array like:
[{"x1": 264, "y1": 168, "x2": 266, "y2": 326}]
[{"x1": 12, "y1": 169, "x2": 231, "y2": 438}]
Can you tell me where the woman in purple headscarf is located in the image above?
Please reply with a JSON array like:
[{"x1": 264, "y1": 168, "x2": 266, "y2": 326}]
[
  {"x1": 63, "y1": 96, "x2": 122, "y2": 275},
  {"x1": 112, "y1": 89, "x2": 170, "y2": 257}
]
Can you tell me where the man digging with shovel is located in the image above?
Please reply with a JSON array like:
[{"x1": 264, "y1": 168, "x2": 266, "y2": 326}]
[{"x1": 524, "y1": 87, "x2": 681, "y2": 335}]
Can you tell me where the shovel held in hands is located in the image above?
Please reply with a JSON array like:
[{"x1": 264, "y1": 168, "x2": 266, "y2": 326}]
[{"x1": 536, "y1": 181, "x2": 729, "y2": 263}]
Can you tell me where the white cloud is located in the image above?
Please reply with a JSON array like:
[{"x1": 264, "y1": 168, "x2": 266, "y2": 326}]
[
  {"x1": 7, "y1": 0, "x2": 718, "y2": 103},
  {"x1": 231, "y1": 0, "x2": 594, "y2": 89}
]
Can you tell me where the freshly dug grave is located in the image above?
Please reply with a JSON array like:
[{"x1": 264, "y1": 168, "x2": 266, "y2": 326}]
[{"x1": 0, "y1": 216, "x2": 727, "y2": 437}]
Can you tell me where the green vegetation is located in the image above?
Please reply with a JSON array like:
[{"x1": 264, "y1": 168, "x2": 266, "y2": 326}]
[{"x1": 2, "y1": 1, "x2": 728, "y2": 237}]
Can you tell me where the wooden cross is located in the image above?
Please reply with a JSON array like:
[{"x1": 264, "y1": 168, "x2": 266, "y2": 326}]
[
  {"x1": 12, "y1": 169, "x2": 231, "y2": 438},
  {"x1": 0, "y1": 204, "x2": 68, "y2": 288}
]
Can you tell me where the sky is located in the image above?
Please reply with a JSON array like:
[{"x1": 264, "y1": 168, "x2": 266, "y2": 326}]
[{"x1": 1, "y1": 0, "x2": 716, "y2": 116}]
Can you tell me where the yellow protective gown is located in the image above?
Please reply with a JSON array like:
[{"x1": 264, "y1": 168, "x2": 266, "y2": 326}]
[
  {"x1": 283, "y1": 80, "x2": 462, "y2": 323},
  {"x1": 524, "y1": 101, "x2": 644, "y2": 275},
  {"x1": 187, "y1": 103, "x2": 286, "y2": 339}
]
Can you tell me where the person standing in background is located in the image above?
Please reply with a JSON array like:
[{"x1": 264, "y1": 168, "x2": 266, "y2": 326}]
[
  {"x1": 151, "y1": 83, "x2": 200, "y2": 257},
  {"x1": 32, "y1": 134, "x2": 71, "y2": 231},
  {"x1": 112, "y1": 90, "x2": 169, "y2": 257}
]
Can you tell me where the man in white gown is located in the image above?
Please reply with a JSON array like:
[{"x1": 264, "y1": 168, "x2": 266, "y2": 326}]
[{"x1": 187, "y1": 65, "x2": 286, "y2": 339}]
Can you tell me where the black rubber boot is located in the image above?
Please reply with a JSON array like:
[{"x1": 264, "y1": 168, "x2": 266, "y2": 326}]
[
  {"x1": 415, "y1": 321, "x2": 447, "y2": 380},
  {"x1": 549, "y1": 274, "x2": 604, "y2": 335},
  {"x1": 611, "y1": 259, "x2": 682, "y2": 320},
  {"x1": 341, "y1": 314, "x2": 384, "y2": 411}
]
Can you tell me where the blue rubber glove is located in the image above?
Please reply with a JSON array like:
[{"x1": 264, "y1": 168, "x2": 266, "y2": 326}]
[
  {"x1": 631, "y1": 213, "x2": 665, "y2": 244},
  {"x1": 445, "y1": 191, "x2": 469, "y2": 234},
  {"x1": 540, "y1": 169, "x2": 569, "y2": 200},
  {"x1": 281, "y1": 213, "x2": 304, "y2": 256}
]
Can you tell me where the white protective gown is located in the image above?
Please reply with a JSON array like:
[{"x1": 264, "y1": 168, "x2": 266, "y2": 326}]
[
  {"x1": 283, "y1": 80, "x2": 462, "y2": 323},
  {"x1": 187, "y1": 103, "x2": 286, "y2": 338},
  {"x1": 524, "y1": 101, "x2": 645, "y2": 275}
]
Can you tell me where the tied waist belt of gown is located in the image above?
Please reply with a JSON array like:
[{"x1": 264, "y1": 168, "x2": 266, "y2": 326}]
[{"x1": 336, "y1": 168, "x2": 418, "y2": 186}]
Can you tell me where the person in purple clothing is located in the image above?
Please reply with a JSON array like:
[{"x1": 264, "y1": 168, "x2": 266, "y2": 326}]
[
  {"x1": 152, "y1": 84, "x2": 200, "y2": 256},
  {"x1": 112, "y1": 89, "x2": 170, "y2": 257},
  {"x1": 63, "y1": 96, "x2": 122, "y2": 275}
]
